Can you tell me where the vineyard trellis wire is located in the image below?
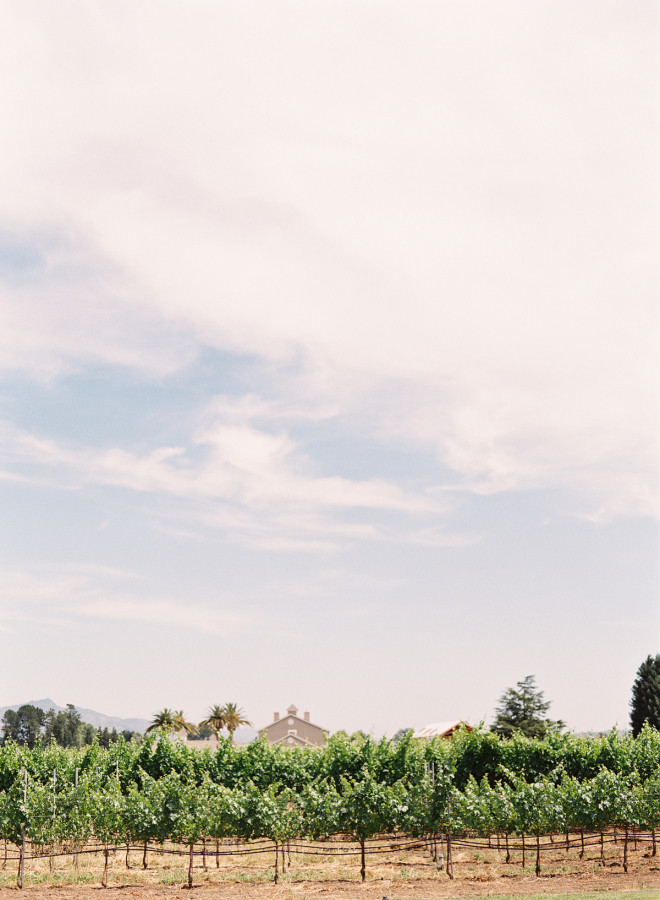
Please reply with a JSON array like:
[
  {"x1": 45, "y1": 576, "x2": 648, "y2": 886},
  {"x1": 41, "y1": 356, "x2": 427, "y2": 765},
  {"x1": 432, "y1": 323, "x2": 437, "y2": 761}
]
[{"x1": 1, "y1": 828, "x2": 657, "y2": 888}]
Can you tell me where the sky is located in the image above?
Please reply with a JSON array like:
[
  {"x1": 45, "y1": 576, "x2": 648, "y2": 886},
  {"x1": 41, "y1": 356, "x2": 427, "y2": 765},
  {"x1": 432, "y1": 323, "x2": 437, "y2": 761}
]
[{"x1": 0, "y1": 0, "x2": 658, "y2": 737}]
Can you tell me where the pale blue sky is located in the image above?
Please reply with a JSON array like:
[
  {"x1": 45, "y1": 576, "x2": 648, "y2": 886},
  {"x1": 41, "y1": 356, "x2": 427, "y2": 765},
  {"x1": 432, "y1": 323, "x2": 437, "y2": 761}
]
[{"x1": 0, "y1": 0, "x2": 657, "y2": 735}]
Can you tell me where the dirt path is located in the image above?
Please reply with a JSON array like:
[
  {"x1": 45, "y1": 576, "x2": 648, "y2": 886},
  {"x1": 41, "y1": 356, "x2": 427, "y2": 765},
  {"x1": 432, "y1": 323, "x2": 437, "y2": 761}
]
[{"x1": 2, "y1": 871, "x2": 660, "y2": 900}]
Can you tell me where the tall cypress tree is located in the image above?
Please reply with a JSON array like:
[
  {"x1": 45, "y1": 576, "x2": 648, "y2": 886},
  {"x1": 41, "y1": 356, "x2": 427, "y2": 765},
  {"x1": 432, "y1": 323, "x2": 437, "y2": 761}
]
[{"x1": 630, "y1": 654, "x2": 660, "y2": 736}]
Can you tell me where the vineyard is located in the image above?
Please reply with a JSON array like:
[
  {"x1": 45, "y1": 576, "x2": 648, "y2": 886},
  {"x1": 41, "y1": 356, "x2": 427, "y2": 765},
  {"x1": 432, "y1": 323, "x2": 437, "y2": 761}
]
[{"x1": 1, "y1": 725, "x2": 659, "y2": 890}]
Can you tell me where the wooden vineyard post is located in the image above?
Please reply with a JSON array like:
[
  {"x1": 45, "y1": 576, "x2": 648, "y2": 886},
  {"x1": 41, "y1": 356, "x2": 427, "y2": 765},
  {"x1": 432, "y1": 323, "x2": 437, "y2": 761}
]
[
  {"x1": 521, "y1": 833, "x2": 525, "y2": 869},
  {"x1": 652, "y1": 828, "x2": 657, "y2": 857},
  {"x1": 434, "y1": 833, "x2": 443, "y2": 870},
  {"x1": 187, "y1": 842, "x2": 194, "y2": 889},
  {"x1": 446, "y1": 832, "x2": 453, "y2": 879},
  {"x1": 216, "y1": 838, "x2": 220, "y2": 868},
  {"x1": 18, "y1": 835, "x2": 24, "y2": 889},
  {"x1": 74, "y1": 769, "x2": 79, "y2": 870},
  {"x1": 50, "y1": 768, "x2": 56, "y2": 873},
  {"x1": 439, "y1": 835, "x2": 445, "y2": 871},
  {"x1": 18, "y1": 770, "x2": 27, "y2": 889},
  {"x1": 535, "y1": 833, "x2": 541, "y2": 877},
  {"x1": 102, "y1": 843, "x2": 109, "y2": 888},
  {"x1": 446, "y1": 797, "x2": 454, "y2": 879}
]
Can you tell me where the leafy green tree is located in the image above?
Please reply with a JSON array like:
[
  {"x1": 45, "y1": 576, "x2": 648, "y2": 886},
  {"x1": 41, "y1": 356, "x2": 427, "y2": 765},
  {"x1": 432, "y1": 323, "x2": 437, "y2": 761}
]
[
  {"x1": 81, "y1": 722, "x2": 97, "y2": 745},
  {"x1": 97, "y1": 727, "x2": 116, "y2": 748},
  {"x1": 1, "y1": 705, "x2": 46, "y2": 747},
  {"x1": 188, "y1": 723, "x2": 215, "y2": 741},
  {"x1": 630, "y1": 654, "x2": 660, "y2": 737},
  {"x1": 43, "y1": 705, "x2": 85, "y2": 748},
  {"x1": 491, "y1": 676, "x2": 564, "y2": 739}
]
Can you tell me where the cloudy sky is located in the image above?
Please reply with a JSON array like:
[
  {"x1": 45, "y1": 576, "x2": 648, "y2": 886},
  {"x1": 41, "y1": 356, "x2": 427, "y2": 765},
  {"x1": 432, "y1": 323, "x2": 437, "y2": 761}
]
[{"x1": 0, "y1": 0, "x2": 657, "y2": 736}]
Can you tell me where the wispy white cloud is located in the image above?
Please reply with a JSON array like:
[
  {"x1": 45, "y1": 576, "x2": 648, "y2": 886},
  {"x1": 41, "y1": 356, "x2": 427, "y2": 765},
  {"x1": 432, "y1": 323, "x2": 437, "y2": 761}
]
[
  {"x1": 0, "y1": 413, "x2": 449, "y2": 548},
  {"x1": 0, "y1": 565, "x2": 256, "y2": 637},
  {"x1": 75, "y1": 597, "x2": 252, "y2": 636},
  {"x1": 0, "y1": 418, "x2": 436, "y2": 512}
]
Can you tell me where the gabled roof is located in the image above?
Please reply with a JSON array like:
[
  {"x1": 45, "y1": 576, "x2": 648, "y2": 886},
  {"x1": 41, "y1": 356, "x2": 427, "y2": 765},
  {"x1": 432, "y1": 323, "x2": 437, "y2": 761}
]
[
  {"x1": 258, "y1": 711, "x2": 328, "y2": 736},
  {"x1": 271, "y1": 732, "x2": 314, "y2": 747},
  {"x1": 412, "y1": 720, "x2": 471, "y2": 739}
]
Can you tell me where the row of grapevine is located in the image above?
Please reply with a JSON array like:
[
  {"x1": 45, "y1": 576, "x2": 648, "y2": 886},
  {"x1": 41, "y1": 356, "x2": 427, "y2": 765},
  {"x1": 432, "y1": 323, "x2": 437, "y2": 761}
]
[
  {"x1": 1, "y1": 725, "x2": 659, "y2": 886},
  {"x1": 2, "y1": 761, "x2": 660, "y2": 870},
  {"x1": 2, "y1": 723, "x2": 660, "y2": 793}
]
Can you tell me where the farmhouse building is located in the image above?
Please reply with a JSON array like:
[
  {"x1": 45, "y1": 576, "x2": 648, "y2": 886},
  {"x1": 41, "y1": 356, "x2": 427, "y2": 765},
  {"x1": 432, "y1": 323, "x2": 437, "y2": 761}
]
[
  {"x1": 258, "y1": 704, "x2": 328, "y2": 747},
  {"x1": 412, "y1": 720, "x2": 472, "y2": 740}
]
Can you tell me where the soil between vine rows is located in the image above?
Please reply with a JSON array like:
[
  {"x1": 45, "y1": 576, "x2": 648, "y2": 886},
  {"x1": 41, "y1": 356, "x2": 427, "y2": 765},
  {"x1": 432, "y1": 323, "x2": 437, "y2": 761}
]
[
  {"x1": 1, "y1": 871, "x2": 660, "y2": 899},
  {"x1": 1, "y1": 840, "x2": 660, "y2": 899}
]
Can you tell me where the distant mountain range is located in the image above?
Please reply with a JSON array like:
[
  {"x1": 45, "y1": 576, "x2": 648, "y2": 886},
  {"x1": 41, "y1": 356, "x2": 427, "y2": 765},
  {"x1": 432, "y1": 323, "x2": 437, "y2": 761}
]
[{"x1": 0, "y1": 698, "x2": 149, "y2": 734}]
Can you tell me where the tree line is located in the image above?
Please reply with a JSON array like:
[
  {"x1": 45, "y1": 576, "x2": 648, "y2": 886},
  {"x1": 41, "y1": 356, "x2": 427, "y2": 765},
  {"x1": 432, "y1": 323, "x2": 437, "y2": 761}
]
[{"x1": 1, "y1": 704, "x2": 140, "y2": 750}]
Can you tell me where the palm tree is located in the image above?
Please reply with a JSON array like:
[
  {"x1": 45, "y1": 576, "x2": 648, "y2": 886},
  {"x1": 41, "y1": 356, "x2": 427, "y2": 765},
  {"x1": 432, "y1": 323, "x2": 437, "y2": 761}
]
[
  {"x1": 172, "y1": 710, "x2": 198, "y2": 736},
  {"x1": 146, "y1": 708, "x2": 177, "y2": 734},
  {"x1": 198, "y1": 704, "x2": 227, "y2": 742},
  {"x1": 221, "y1": 703, "x2": 252, "y2": 743},
  {"x1": 146, "y1": 708, "x2": 198, "y2": 736}
]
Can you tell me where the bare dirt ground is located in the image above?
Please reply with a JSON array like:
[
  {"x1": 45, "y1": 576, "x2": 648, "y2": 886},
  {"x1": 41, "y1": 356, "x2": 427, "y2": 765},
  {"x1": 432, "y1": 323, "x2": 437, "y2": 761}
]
[{"x1": 1, "y1": 840, "x2": 659, "y2": 899}]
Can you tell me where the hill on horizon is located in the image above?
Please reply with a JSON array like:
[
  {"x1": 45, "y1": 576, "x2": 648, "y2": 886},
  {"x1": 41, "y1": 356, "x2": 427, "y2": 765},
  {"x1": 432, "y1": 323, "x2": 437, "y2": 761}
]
[{"x1": 0, "y1": 698, "x2": 148, "y2": 734}]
